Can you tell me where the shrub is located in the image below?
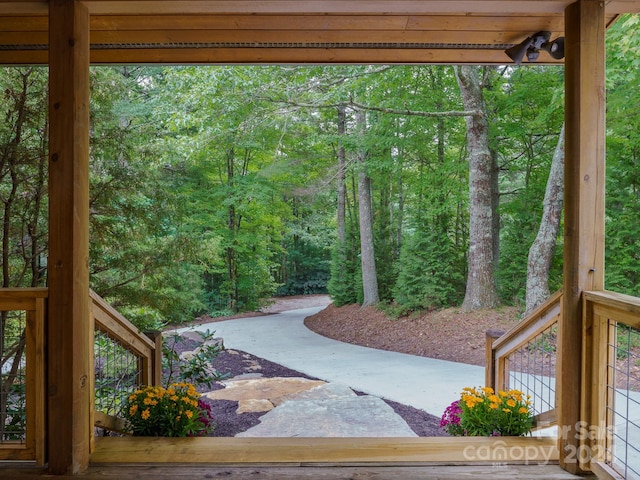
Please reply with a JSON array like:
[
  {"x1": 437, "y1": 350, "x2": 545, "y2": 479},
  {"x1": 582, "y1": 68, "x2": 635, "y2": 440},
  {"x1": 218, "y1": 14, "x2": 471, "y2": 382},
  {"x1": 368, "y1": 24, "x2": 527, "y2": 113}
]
[{"x1": 162, "y1": 329, "x2": 229, "y2": 388}]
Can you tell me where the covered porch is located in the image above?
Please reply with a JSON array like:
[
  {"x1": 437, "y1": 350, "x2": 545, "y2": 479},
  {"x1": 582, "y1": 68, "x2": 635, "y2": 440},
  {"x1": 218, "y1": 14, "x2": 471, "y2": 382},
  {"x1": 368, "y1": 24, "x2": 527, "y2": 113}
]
[{"x1": 1, "y1": 0, "x2": 639, "y2": 477}]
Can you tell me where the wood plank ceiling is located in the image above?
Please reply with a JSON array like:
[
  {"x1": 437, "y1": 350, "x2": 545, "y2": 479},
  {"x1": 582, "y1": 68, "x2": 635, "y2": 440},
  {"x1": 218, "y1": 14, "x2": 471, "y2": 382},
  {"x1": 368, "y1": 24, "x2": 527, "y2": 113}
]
[{"x1": 0, "y1": 1, "x2": 639, "y2": 65}]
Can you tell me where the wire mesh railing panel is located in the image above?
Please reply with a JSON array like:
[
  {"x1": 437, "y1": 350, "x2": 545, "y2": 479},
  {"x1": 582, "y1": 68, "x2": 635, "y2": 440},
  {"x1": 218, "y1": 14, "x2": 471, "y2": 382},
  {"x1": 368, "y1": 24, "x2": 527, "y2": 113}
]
[
  {"x1": 94, "y1": 329, "x2": 143, "y2": 420},
  {"x1": 0, "y1": 310, "x2": 27, "y2": 444},
  {"x1": 506, "y1": 324, "x2": 557, "y2": 417},
  {"x1": 606, "y1": 320, "x2": 640, "y2": 480}
]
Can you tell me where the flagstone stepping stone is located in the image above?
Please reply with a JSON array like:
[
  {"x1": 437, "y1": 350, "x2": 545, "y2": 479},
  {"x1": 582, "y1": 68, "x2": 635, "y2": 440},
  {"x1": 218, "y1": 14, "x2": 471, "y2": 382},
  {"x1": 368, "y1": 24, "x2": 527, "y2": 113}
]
[
  {"x1": 204, "y1": 377, "x2": 326, "y2": 413},
  {"x1": 236, "y1": 395, "x2": 418, "y2": 437}
]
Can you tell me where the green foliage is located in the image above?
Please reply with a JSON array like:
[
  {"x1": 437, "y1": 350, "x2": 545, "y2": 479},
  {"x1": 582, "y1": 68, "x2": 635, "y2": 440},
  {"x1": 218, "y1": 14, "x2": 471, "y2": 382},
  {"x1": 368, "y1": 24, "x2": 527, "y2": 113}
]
[
  {"x1": 5, "y1": 55, "x2": 640, "y2": 330},
  {"x1": 0, "y1": 67, "x2": 49, "y2": 289},
  {"x1": 488, "y1": 66, "x2": 565, "y2": 305},
  {"x1": 605, "y1": 15, "x2": 640, "y2": 295},
  {"x1": 162, "y1": 330, "x2": 229, "y2": 388},
  {"x1": 615, "y1": 324, "x2": 640, "y2": 361},
  {"x1": 327, "y1": 240, "x2": 359, "y2": 306},
  {"x1": 275, "y1": 198, "x2": 334, "y2": 296},
  {"x1": 394, "y1": 226, "x2": 465, "y2": 310}
]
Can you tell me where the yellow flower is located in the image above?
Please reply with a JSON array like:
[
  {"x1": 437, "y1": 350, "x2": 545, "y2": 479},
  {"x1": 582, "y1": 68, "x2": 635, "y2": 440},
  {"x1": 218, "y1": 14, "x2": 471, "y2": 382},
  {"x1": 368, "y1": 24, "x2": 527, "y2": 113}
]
[
  {"x1": 519, "y1": 407, "x2": 529, "y2": 414},
  {"x1": 185, "y1": 410, "x2": 193, "y2": 419},
  {"x1": 506, "y1": 399, "x2": 516, "y2": 408},
  {"x1": 141, "y1": 408, "x2": 150, "y2": 420},
  {"x1": 488, "y1": 394, "x2": 500, "y2": 404},
  {"x1": 489, "y1": 403, "x2": 499, "y2": 410},
  {"x1": 462, "y1": 394, "x2": 481, "y2": 408},
  {"x1": 462, "y1": 387, "x2": 479, "y2": 396},
  {"x1": 482, "y1": 387, "x2": 494, "y2": 395},
  {"x1": 508, "y1": 389, "x2": 524, "y2": 401},
  {"x1": 503, "y1": 408, "x2": 512, "y2": 413},
  {"x1": 498, "y1": 390, "x2": 508, "y2": 397},
  {"x1": 129, "y1": 404, "x2": 138, "y2": 415},
  {"x1": 170, "y1": 395, "x2": 179, "y2": 402}
]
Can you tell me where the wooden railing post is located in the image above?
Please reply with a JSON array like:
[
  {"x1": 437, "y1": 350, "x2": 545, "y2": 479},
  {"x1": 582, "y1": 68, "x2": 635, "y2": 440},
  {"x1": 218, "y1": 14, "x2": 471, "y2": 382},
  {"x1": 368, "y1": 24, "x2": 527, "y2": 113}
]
[
  {"x1": 48, "y1": 0, "x2": 91, "y2": 474},
  {"x1": 485, "y1": 329, "x2": 504, "y2": 390},
  {"x1": 144, "y1": 330, "x2": 163, "y2": 386},
  {"x1": 561, "y1": 0, "x2": 606, "y2": 474}
]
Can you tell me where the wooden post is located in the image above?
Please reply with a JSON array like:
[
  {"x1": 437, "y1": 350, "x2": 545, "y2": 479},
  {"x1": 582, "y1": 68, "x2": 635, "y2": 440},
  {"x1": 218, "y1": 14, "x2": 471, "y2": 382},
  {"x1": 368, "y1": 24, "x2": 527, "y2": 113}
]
[
  {"x1": 484, "y1": 329, "x2": 505, "y2": 390},
  {"x1": 48, "y1": 0, "x2": 91, "y2": 474},
  {"x1": 559, "y1": 0, "x2": 605, "y2": 473},
  {"x1": 144, "y1": 330, "x2": 164, "y2": 386}
]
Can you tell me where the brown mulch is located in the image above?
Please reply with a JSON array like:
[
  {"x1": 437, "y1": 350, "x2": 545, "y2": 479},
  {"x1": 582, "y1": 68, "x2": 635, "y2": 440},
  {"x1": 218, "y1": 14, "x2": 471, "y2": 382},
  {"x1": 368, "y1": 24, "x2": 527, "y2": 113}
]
[{"x1": 304, "y1": 303, "x2": 521, "y2": 367}]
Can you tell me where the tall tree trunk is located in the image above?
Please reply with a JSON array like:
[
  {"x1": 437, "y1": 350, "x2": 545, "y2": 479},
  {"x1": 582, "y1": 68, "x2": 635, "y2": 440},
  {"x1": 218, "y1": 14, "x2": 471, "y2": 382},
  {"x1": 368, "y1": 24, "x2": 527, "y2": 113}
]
[
  {"x1": 525, "y1": 124, "x2": 565, "y2": 316},
  {"x1": 356, "y1": 109, "x2": 379, "y2": 306},
  {"x1": 226, "y1": 148, "x2": 239, "y2": 312},
  {"x1": 455, "y1": 65, "x2": 500, "y2": 311},
  {"x1": 337, "y1": 105, "x2": 347, "y2": 244}
]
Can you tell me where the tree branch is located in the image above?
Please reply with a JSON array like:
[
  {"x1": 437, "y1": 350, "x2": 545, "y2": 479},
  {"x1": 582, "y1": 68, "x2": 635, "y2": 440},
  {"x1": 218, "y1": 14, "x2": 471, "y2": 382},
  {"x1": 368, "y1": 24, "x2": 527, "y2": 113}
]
[{"x1": 347, "y1": 100, "x2": 478, "y2": 119}]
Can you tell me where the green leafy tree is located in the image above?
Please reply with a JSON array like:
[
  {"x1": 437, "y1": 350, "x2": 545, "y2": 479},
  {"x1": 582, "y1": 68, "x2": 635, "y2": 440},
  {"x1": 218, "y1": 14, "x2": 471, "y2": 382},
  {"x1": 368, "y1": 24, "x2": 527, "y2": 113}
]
[
  {"x1": 605, "y1": 15, "x2": 640, "y2": 295},
  {"x1": 0, "y1": 66, "x2": 48, "y2": 439},
  {"x1": 486, "y1": 66, "x2": 565, "y2": 306}
]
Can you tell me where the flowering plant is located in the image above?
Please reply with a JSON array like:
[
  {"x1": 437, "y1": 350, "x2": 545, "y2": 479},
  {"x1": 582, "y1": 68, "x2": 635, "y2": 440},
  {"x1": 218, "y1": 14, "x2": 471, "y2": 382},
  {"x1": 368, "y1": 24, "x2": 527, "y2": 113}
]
[
  {"x1": 439, "y1": 400, "x2": 465, "y2": 436},
  {"x1": 123, "y1": 382, "x2": 214, "y2": 437},
  {"x1": 440, "y1": 386, "x2": 533, "y2": 437}
]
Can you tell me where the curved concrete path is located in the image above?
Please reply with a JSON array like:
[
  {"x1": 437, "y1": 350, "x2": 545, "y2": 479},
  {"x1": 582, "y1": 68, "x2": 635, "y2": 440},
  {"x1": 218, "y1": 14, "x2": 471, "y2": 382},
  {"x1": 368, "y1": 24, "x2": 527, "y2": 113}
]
[{"x1": 177, "y1": 306, "x2": 483, "y2": 417}]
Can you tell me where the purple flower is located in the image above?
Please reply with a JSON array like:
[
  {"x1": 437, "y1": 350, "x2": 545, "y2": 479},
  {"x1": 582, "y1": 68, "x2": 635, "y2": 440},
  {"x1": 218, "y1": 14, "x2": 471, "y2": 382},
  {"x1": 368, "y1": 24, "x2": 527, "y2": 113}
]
[{"x1": 440, "y1": 401, "x2": 462, "y2": 427}]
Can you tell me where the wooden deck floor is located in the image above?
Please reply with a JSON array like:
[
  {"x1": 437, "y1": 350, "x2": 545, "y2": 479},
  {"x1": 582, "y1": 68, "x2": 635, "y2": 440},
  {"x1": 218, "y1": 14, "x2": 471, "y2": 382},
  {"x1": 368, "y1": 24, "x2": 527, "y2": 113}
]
[
  {"x1": 0, "y1": 464, "x2": 596, "y2": 479},
  {"x1": 0, "y1": 436, "x2": 599, "y2": 479}
]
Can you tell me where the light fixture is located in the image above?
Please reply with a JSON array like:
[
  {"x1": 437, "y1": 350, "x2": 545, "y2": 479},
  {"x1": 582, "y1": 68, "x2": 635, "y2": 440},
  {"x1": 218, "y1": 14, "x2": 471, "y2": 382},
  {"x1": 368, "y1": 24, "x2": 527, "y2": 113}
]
[{"x1": 505, "y1": 31, "x2": 565, "y2": 65}]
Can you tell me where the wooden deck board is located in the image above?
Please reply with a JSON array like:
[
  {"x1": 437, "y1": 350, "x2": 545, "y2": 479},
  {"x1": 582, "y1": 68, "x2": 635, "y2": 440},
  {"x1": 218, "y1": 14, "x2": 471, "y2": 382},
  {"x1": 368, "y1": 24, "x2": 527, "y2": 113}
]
[
  {"x1": 0, "y1": 463, "x2": 595, "y2": 479},
  {"x1": 89, "y1": 436, "x2": 559, "y2": 465}
]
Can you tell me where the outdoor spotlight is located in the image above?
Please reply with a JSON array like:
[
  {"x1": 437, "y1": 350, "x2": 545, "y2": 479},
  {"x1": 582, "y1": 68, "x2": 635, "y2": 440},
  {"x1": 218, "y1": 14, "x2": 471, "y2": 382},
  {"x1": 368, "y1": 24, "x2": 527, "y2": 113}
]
[
  {"x1": 505, "y1": 31, "x2": 565, "y2": 64},
  {"x1": 541, "y1": 37, "x2": 565, "y2": 59}
]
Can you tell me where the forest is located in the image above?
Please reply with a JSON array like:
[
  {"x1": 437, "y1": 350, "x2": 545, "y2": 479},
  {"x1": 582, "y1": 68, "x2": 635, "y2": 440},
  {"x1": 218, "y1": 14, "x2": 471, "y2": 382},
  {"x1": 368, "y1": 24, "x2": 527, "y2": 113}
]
[{"x1": 0, "y1": 15, "x2": 638, "y2": 332}]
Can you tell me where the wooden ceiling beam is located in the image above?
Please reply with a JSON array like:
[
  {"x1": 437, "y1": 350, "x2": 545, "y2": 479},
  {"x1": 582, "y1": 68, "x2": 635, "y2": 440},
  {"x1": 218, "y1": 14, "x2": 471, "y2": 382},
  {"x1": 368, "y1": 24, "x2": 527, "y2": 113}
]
[
  {"x1": 86, "y1": 30, "x2": 536, "y2": 45},
  {"x1": 1, "y1": 0, "x2": 637, "y2": 16},
  {"x1": 79, "y1": 0, "x2": 640, "y2": 15},
  {"x1": 93, "y1": 47, "x2": 562, "y2": 65},
  {"x1": 2, "y1": 47, "x2": 562, "y2": 66},
  {"x1": 90, "y1": 14, "x2": 567, "y2": 33},
  {"x1": 0, "y1": 14, "x2": 569, "y2": 32},
  {"x1": 81, "y1": 1, "x2": 574, "y2": 15}
]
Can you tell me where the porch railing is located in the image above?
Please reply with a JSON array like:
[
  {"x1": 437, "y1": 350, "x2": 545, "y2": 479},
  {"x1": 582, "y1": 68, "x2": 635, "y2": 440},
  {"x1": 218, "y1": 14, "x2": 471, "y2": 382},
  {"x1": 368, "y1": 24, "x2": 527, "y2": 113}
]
[
  {"x1": 0, "y1": 287, "x2": 47, "y2": 465},
  {"x1": 583, "y1": 290, "x2": 640, "y2": 479},
  {"x1": 486, "y1": 290, "x2": 561, "y2": 431},
  {"x1": 90, "y1": 290, "x2": 162, "y2": 435}
]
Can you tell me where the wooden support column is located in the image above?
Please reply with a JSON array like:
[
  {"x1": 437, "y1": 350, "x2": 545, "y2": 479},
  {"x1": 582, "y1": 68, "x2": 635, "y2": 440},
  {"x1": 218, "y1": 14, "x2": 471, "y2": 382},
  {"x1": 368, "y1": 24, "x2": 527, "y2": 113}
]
[
  {"x1": 559, "y1": 0, "x2": 605, "y2": 473},
  {"x1": 48, "y1": 0, "x2": 91, "y2": 475}
]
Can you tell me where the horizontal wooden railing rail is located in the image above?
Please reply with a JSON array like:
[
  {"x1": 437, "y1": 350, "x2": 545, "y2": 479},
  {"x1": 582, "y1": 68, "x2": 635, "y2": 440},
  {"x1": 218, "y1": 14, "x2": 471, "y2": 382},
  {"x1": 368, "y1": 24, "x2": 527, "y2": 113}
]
[
  {"x1": 583, "y1": 290, "x2": 640, "y2": 478},
  {"x1": 487, "y1": 290, "x2": 562, "y2": 430},
  {"x1": 0, "y1": 287, "x2": 47, "y2": 465},
  {"x1": 90, "y1": 290, "x2": 162, "y2": 435}
]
